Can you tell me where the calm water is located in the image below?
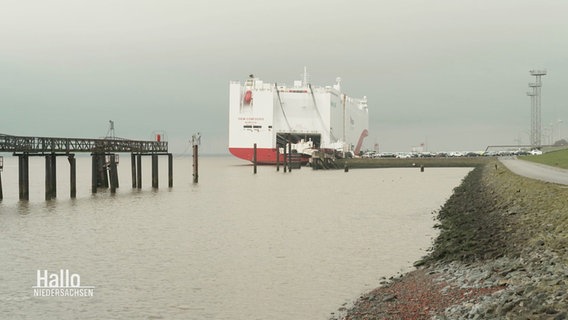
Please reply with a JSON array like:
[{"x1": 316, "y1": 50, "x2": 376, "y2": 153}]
[{"x1": 0, "y1": 155, "x2": 470, "y2": 319}]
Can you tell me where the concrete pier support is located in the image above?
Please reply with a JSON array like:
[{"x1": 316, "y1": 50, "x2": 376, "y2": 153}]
[
  {"x1": 136, "y1": 154, "x2": 142, "y2": 189},
  {"x1": 151, "y1": 154, "x2": 158, "y2": 188},
  {"x1": 18, "y1": 154, "x2": 29, "y2": 200},
  {"x1": 168, "y1": 153, "x2": 173, "y2": 188},
  {"x1": 68, "y1": 155, "x2": 76, "y2": 198}
]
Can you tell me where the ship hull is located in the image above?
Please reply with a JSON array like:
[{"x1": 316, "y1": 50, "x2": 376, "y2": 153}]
[
  {"x1": 228, "y1": 71, "x2": 369, "y2": 164},
  {"x1": 229, "y1": 147, "x2": 310, "y2": 165}
]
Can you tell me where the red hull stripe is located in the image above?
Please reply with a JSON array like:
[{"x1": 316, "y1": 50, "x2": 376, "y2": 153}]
[{"x1": 229, "y1": 147, "x2": 308, "y2": 164}]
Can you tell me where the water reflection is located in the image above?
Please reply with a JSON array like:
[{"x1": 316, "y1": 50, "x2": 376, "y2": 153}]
[{"x1": 0, "y1": 156, "x2": 470, "y2": 319}]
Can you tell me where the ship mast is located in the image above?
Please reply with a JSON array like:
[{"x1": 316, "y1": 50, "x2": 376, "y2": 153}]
[{"x1": 302, "y1": 66, "x2": 308, "y2": 87}]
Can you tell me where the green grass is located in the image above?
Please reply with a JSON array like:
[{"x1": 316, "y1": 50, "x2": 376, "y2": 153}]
[{"x1": 520, "y1": 149, "x2": 568, "y2": 169}]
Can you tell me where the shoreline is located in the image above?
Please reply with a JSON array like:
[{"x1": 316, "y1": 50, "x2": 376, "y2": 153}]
[
  {"x1": 334, "y1": 161, "x2": 568, "y2": 319},
  {"x1": 337, "y1": 157, "x2": 490, "y2": 169}
]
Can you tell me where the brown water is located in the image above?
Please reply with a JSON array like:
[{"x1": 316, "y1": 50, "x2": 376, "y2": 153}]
[{"x1": 0, "y1": 155, "x2": 470, "y2": 319}]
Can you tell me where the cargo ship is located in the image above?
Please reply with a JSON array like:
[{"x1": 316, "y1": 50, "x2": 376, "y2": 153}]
[{"x1": 228, "y1": 69, "x2": 369, "y2": 164}]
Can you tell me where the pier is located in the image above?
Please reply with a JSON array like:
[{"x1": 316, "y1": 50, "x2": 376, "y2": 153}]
[{"x1": 0, "y1": 134, "x2": 172, "y2": 201}]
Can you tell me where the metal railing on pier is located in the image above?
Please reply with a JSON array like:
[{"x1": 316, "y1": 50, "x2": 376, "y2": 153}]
[{"x1": 0, "y1": 134, "x2": 167, "y2": 154}]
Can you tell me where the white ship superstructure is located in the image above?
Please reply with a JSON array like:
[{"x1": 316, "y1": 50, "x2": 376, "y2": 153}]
[{"x1": 229, "y1": 69, "x2": 369, "y2": 164}]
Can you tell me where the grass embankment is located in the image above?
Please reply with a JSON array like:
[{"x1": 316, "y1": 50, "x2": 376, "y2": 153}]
[
  {"x1": 338, "y1": 157, "x2": 490, "y2": 169},
  {"x1": 520, "y1": 148, "x2": 568, "y2": 169}
]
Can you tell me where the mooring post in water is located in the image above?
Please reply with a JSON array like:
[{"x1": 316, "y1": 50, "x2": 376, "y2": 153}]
[
  {"x1": 98, "y1": 155, "x2": 108, "y2": 188},
  {"x1": 68, "y1": 154, "x2": 76, "y2": 198},
  {"x1": 45, "y1": 155, "x2": 53, "y2": 200},
  {"x1": 91, "y1": 153, "x2": 98, "y2": 193},
  {"x1": 288, "y1": 141, "x2": 292, "y2": 173},
  {"x1": 283, "y1": 143, "x2": 287, "y2": 173},
  {"x1": 253, "y1": 143, "x2": 257, "y2": 174},
  {"x1": 91, "y1": 153, "x2": 108, "y2": 192},
  {"x1": 276, "y1": 147, "x2": 280, "y2": 172},
  {"x1": 0, "y1": 156, "x2": 3, "y2": 201},
  {"x1": 344, "y1": 162, "x2": 349, "y2": 172},
  {"x1": 131, "y1": 153, "x2": 136, "y2": 188},
  {"x1": 151, "y1": 154, "x2": 159, "y2": 188},
  {"x1": 193, "y1": 144, "x2": 199, "y2": 183},
  {"x1": 18, "y1": 154, "x2": 29, "y2": 200},
  {"x1": 136, "y1": 153, "x2": 142, "y2": 189},
  {"x1": 114, "y1": 155, "x2": 119, "y2": 189},
  {"x1": 109, "y1": 154, "x2": 118, "y2": 193},
  {"x1": 191, "y1": 132, "x2": 200, "y2": 183},
  {"x1": 50, "y1": 154, "x2": 57, "y2": 198},
  {"x1": 168, "y1": 153, "x2": 173, "y2": 188},
  {"x1": 420, "y1": 165, "x2": 424, "y2": 172}
]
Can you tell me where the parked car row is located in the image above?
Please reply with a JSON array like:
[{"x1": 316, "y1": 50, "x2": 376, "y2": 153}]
[{"x1": 361, "y1": 149, "x2": 543, "y2": 159}]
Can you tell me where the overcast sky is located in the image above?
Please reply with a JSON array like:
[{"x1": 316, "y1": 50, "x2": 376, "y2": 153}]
[{"x1": 1, "y1": 0, "x2": 567, "y2": 154}]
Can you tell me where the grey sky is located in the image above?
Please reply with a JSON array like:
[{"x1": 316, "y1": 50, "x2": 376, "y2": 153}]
[{"x1": 1, "y1": 0, "x2": 567, "y2": 154}]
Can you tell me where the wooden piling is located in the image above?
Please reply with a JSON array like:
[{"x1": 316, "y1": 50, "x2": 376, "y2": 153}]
[
  {"x1": 420, "y1": 165, "x2": 424, "y2": 172},
  {"x1": 151, "y1": 154, "x2": 158, "y2": 188},
  {"x1": 283, "y1": 144, "x2": 287, "y2": 173},
  {"x1": 136, "y1": 154, "x2": 142, "y2": 189},
  {"x1": 276, "y1": 147, "x2": 280, "y2": 172},
  {"x1": 50, "y1": 154, "x2": 57, "y2": 198},
  {"x1": 45, "y1": 155, "x2": 53, "y2": 200},
  {"x1": 91, "y1": 154, "x2": 98, "y2": 193},
  {"x1": 100, "y1": 155, "x2": 109, "y2": 188},
  {"x1": 0, "y1": 156, "x2": 2, "y2": 201},
  {"x1": 288, "y1": 141, "x2": 292, "y2": 172},
  {"x1": 114, "y1": 155, "x2": 119, "y2": 189},
  {"x1": 168, "y1": 153, "x2": 173, "y2": 188},
  {"x1": 193, "y1": 145, "x2": 199, "y2": 183},
  {"x1": 131, "y1": 153, "x2": 136, "y2": 188},
  {"x1": 23, "y1": 154, "x2": 29, "y2": 200},
  {"x1": 109, "y1": 154, "x2": 118, "y2": 193},
  {"x1": 18, "y1": 154, "x2": 29, "y2": 200},
  {"x1": 253, "y1": 143, "x2": 257, "y2": 174},
  {"x1": 18, "y1": 155, "x2": 22, "y2": 198},
  {"x1": 68, "y1": 155, "x2": 76, "y2": 198}
]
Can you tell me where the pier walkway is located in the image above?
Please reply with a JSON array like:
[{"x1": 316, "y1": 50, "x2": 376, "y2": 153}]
[
  {"x1": 0, "y1": 133, "x2": 172, "y2": 201},
  {"x1": 0, "y1": 134, "x2": 167, "y2": 153}
]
